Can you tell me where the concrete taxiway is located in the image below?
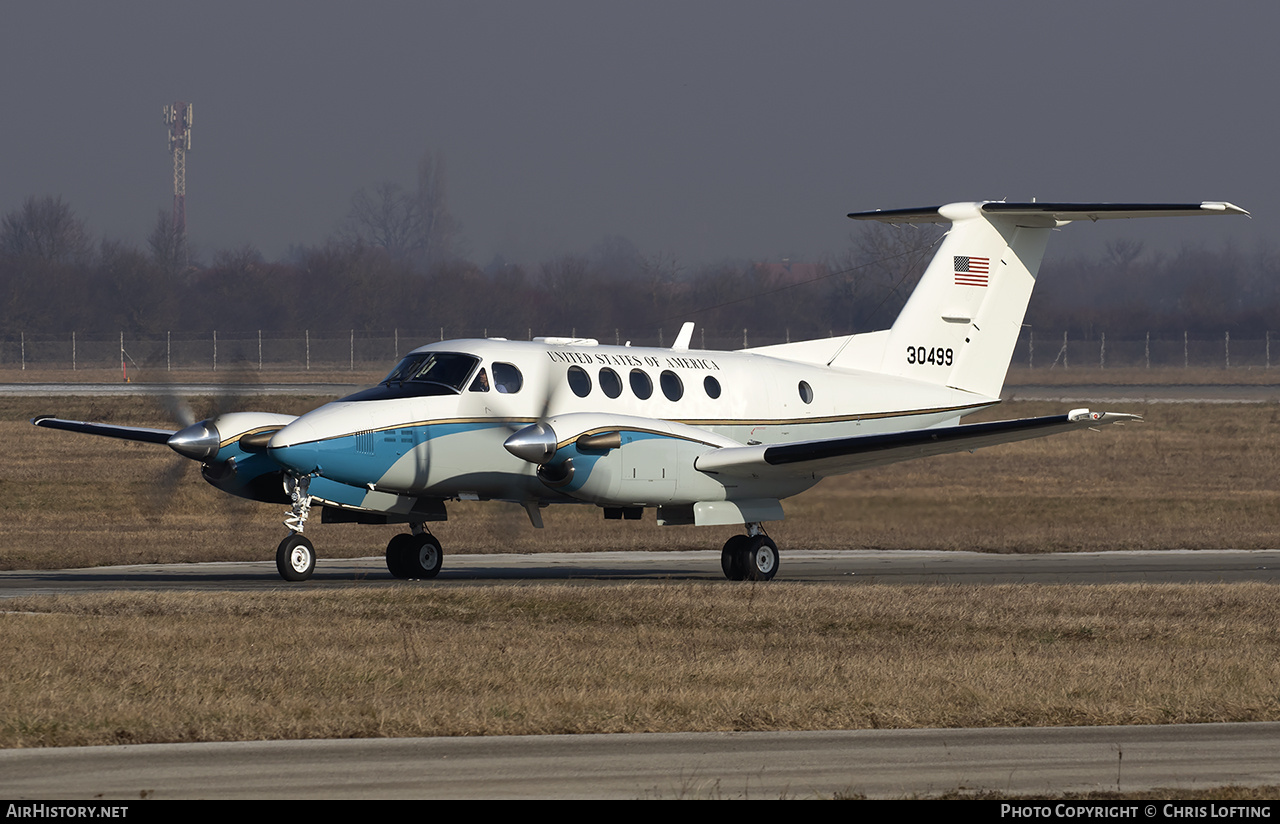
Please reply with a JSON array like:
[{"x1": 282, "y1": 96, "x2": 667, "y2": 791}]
[
  {"x1": 2, "y1": 723, "x2": 1277, "y2": 799},
  {"x1": 3, "y1": 549, "x2": 1280, "y2": 598}
]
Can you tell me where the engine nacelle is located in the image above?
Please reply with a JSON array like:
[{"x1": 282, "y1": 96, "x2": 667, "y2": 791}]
[
  {"x1": 173, "y1": 411, "x2": 298, "y2": 504},
  {"x1": 513, "y1": 413, "x2": 806, "y2": 507}
]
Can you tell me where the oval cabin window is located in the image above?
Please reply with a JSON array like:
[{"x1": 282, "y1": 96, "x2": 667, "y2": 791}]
[
  {"x1": 567, "y1": 366, "x2": 592, "y2": 398},
  {"x1": 660, "y1": 370, "x2": 683, "y2": 401},
  {"x1": 629, "y1": 369, "x2": 653, "y2": 400},
  {"x1": 599, "y1": 367, "x2": 622, "y2": 399}
]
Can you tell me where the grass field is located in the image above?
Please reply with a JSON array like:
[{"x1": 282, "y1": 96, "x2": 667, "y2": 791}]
[
  {"x1": 2, "y1": 377, "x2": 1279, "y2": 759},
  {"x1": 1004, "y1": 365, "x2": 1280, "y2": 386},
  {"x1": 3, "y1": 583, "x2": 1278, "y2": 748}
]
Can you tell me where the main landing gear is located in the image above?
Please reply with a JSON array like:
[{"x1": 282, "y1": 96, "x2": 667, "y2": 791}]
[
  {"x1": 720, "y1": 524, "x2": 779, "y2": 581},
  {"x1": 385, "y1": 528, "x2": 443, "y2": 580}
]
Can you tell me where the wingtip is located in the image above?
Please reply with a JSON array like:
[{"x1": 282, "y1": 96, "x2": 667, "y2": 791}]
[{"x1": 1202, "y1": 201, "x2": 1250, "y2": 218}]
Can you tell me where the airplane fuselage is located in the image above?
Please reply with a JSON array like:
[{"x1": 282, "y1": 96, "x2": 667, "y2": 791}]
[{"x1": 265, "y1": 337, "x2": 996, "y2": 521}]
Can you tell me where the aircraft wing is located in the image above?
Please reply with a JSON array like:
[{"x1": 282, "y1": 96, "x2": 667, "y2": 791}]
[
  {"x1": 30, "y1": 416, "x2": 176, "y2": 445},
  {"x1": 694, "y1": 410, "x2": 1138, "y2": 479}
]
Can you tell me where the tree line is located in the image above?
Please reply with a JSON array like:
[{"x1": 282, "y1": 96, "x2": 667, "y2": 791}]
[{"x1": 2, "y1": 178, "x2": 1276, "y2": 343}]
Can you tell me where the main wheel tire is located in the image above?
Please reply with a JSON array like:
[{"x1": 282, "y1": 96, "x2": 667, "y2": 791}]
[
  {"x1": 276, "y1": 533, "x2": 316, "y2": 582},
  {"x1": 743, "y1": 535, "x2": 779, "y2": 582},
  {"x1": 721, "y1": 535, "x2": 750, "y2": 581},
  {"x1": 403, "y1": 533, "x2": 443, "y2": 579},
  {"x1": 386, "y1": 533, "x2": 416, "y2": 579}
]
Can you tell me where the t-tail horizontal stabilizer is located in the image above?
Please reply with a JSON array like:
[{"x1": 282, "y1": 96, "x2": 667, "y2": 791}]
[{"x1": 847, "y1": 201, "x2": 1250, "y2": 224}]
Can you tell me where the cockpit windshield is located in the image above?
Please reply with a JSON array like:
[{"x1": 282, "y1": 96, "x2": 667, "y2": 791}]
[{"x1": 381, "y1": 352, "x2": 480, "y2": 393}]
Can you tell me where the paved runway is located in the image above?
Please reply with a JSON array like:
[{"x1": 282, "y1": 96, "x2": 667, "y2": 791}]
[
  {"x1": 3, "y1": 722, "x2": 1278, "y2": 799},
  {"x1": 4, "y1": 549, "x2": 1280, "y2": 598}
]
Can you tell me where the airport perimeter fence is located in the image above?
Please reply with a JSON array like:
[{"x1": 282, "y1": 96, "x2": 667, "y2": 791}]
[
  {"x1": 0, "y1": 328, "x2": 777, "y2": 375},
  {"x1": 0, "y1": 328, "x2": 1274, "y2": 374}
]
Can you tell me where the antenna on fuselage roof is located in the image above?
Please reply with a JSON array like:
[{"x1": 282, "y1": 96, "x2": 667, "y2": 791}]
[{"x1": 671, "y1": 322, "x2": 695, "y2": 351}]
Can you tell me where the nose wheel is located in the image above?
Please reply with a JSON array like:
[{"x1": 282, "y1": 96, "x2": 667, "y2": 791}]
[{"x1": 276, "y1": 533, "x2": 316, "y2": 581}]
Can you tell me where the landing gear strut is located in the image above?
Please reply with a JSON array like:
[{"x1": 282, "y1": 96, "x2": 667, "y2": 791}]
[
  {"x1": 720, "y1": 524, "x2": 779, "y2": 582},
  {"x1": 277, "y1": 475, "x2": 317, "y2": 582},
  {"x1": 386, "y1": 526, "x2": 443, "y2": 580}
]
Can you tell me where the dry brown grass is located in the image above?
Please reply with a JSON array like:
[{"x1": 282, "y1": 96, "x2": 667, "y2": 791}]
[
  {"x1": 5, "y1": 396, "x2": 1280, "y2": 570},
  {"x1": 2, "y1": 583, "x2": 1277, "y2": 747},
  {"x1": 1005, "y1": 366, "x2": 1280, "y2": 386},
  {"x1": 0, "y1": 366, "x2": 385, "y2": 385}
]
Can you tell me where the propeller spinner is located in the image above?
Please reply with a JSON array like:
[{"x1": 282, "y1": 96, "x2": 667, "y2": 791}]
[
  {"x1": 167, "y1": 420, "x2": 221, "y2": 461},
  {"x1": 503, "y1": 422, "x2": 558, "y2": 464}
]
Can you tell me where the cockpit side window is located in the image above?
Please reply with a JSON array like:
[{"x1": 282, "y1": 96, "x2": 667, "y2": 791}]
[
  {"x1": 381, "y1": 352, "x2": 480, "y2": 393},
  {"x1": 469, "y1": 368, "x2": 490, "y2": 392},
  {"x1": 492, "y1": 362, "x2": 523, "y2": 394}
]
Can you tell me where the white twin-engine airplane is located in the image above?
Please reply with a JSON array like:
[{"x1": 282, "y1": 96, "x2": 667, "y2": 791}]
[{"x1": 34, "y1": 201, "x2": 1247, "y2": 582}]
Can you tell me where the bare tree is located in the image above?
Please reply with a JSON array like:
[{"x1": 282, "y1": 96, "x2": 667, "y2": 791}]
[
  {"x1": 332, "y1": 150, "x2": 463, "y2": 274},
  {"x1": 591, "y1": 234, "x2": 645, "y2": 281},
  {"x1": 1105, "y1": 238, "x2": 1145, "y2": 270},
  {"x1": 92, "y1": 239, "x2": 176, "y2": 334},
  {"x1": 415, "y1": 150, "x2": 462, "y2": 271},
  {"x1": 0, "y1": 195, "x2": 92, "y2": 264},
  {"x1": 335, "y1": 181, "x2": 424, "y2": 263},
  {"x1": 147, "y1": 208, "x2": 188, "y2": 277},
  {"x1": 539, "y1": 254, "x2": 609, "y2": 330},
  {"x1": 640, "y1": 250, "x2": 683, "y2": 320},
  {"x1": 827, "y1": 222, "x2": 942, "y2": 332}
]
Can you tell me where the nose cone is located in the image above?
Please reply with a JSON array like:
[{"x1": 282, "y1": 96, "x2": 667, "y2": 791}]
[
  {"x1": 168, "y1": 420, "x2": 221, "y2": 461},
  {"x1": 504, "y1": 422, "x2": 558, "y2": 464}
]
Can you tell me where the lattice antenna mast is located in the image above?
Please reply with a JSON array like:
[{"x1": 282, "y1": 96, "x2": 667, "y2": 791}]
[{"x1": 163, "y1": 102, "x2": 193, "y2": 237}]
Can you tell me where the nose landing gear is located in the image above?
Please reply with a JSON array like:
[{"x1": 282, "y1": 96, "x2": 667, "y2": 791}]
[{"x1": 276, "y1": 474, "x2": 317, "y2": 582}]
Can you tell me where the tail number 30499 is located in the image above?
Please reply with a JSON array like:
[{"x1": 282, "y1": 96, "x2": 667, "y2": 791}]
[{"x1": 907, "y1": 346, "x2": 954, "y2": 366}]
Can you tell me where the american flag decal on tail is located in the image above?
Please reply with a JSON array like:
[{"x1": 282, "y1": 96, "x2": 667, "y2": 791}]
[{"x1": 954, "y1": 255, "x2": 990, "y2": 287}]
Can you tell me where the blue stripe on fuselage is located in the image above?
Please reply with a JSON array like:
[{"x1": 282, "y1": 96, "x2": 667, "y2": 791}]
[
  {"x1": 270, "y1": 420, "x2": 514, "y2": 488},
  {"x1": 271, "y1": 421, "x2": 678, "y2": 498}
]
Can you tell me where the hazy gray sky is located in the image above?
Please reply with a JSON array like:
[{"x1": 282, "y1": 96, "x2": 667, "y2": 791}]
[{"x1": 2, "y1": 1, "x2": 1274, "y2": 267}]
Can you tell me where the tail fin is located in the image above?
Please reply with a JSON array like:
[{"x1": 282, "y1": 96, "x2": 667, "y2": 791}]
[{"x1": 836, "y1": 201, "x2": 1248, "y2": 398}]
